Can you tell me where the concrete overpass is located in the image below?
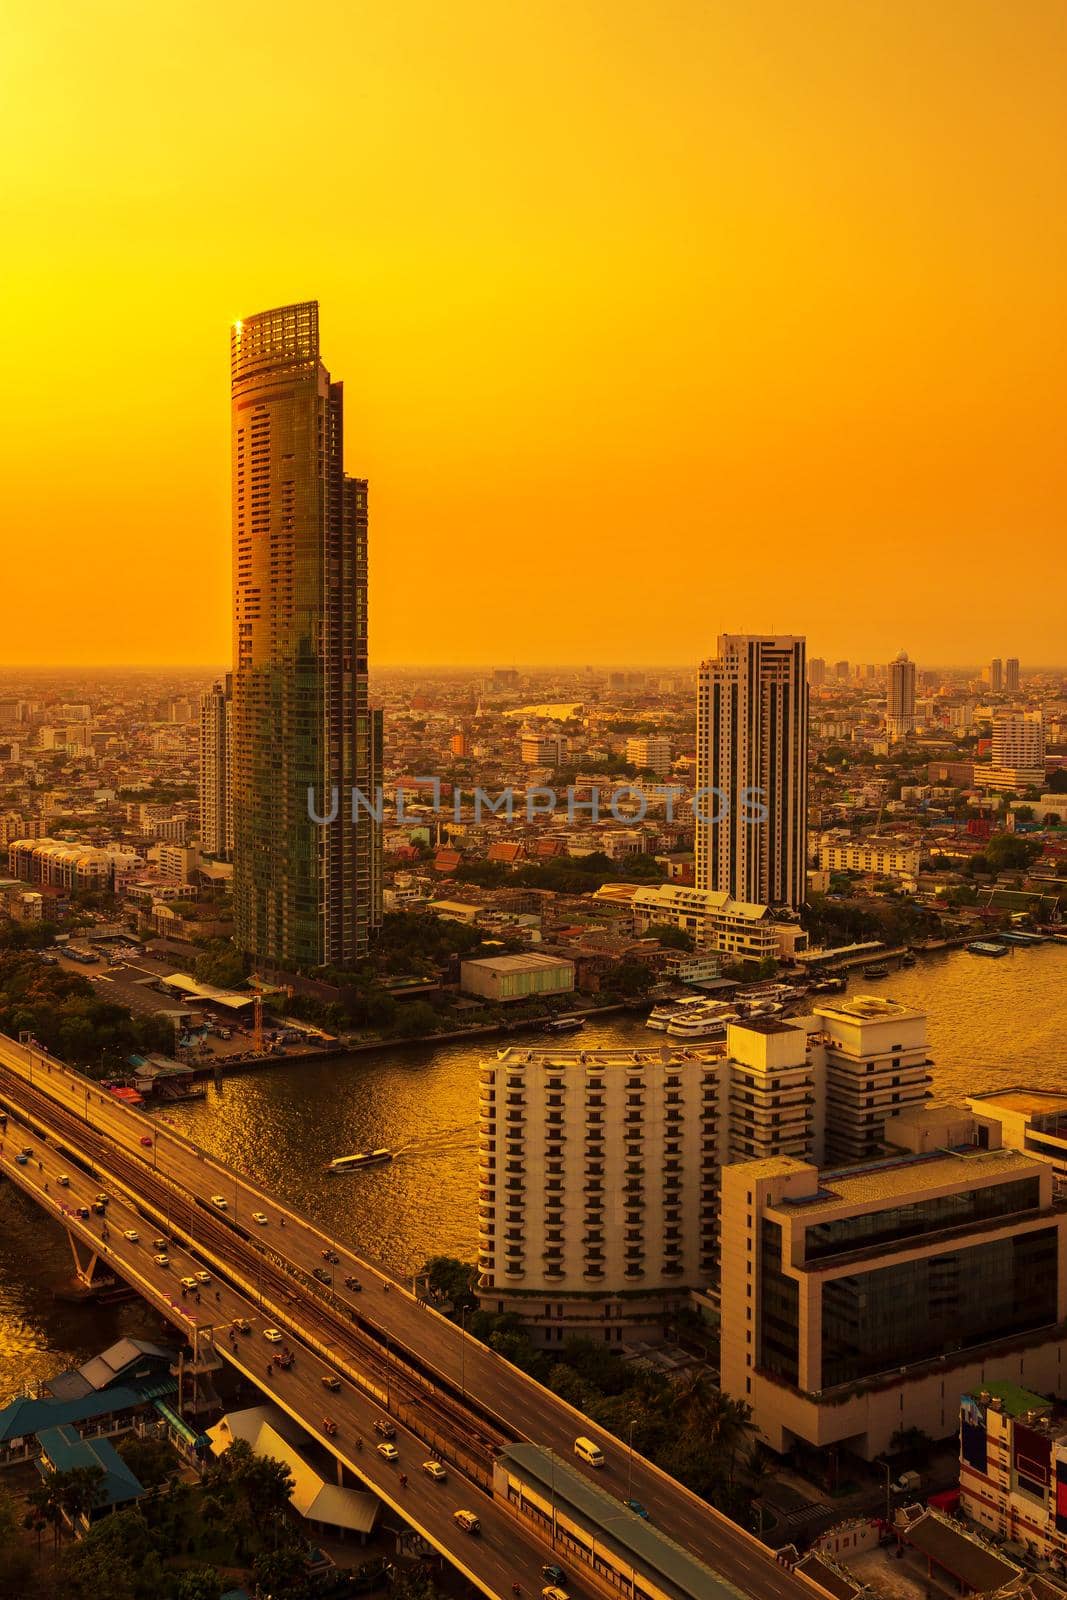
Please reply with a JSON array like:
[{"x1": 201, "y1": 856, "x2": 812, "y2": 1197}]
[{"x1": 0, "y1": 1030, "x2": 819, "y2": 1600}]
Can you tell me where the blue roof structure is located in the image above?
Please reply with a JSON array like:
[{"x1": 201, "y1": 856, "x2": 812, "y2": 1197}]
[
  {"x1": 0, "y1": 1378, "x2": 176, "y2": 1445},
  {"x1": 36, "y1": 1424, "x2": 145, "y2": 1510}
]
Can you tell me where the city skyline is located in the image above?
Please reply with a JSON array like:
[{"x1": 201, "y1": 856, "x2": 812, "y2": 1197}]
[{"x1": 2, "y1": 1, "x2": 1065, "y2": 669}]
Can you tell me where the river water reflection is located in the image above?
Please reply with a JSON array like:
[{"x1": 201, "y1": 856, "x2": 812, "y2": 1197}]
[{"x1": 2, "y1": 943, "x2": 1064, "y2": 1394}]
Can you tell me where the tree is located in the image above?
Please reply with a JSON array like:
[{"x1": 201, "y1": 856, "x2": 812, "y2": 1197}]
[
  {"x1": 174, "y1": 1569, "x2": 224, "y2": 1600},
  {"x1": 1049, "y1": 769, "x2": 1067, "y2": 794},
  {"x1": 116, "y1": 1434, "x2": 178, "y2": 1490},
  {"x1": 653, "y1": 924, "x2": 693, "y2": 952},
  {"x1": 0, "y1": 1486, "x2": 34, "y2": 1593},
  {"x1": 420, "y1": 1255, "x2": 475, "y2": 1307}
]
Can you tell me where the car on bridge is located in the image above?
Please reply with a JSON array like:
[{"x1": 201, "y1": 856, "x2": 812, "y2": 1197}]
[
  {"x1": 195, "y1": 1270, "x2": 211, "y2": 1285},
  {"x1": 263, "y1": 1327, "x2": 283, "y2": 1344},
  {"x1": 56, "y1": 1174, "x2": 70, "y2": 1187},
  {"x1": 541, "y1": 1566, "x2": 566, "y2": 1586},
  {"x1": 251, "y1": 1212, "x2": 268, "y2": 1226},
  {"x1": 180, "y1": 1276, "x2": 199, "y2": 1291},
  {"x1": 14, "y1": 1154, "x2": 28, "y2": 1166},
  {"x1": 542, "y1": 1587, "x2": 570, "y2": 1600},
  {"x1": 422, "y1": 1461, "x2": 447, "y2": 1482},
  {"x1": 372, "y1": 1420, "x2": 395, "y2": 1440},
  {"x1": 321, "y1": 1374, "x2": 341, "y2": 1392},
  {"x1": 452, "y1": 1509, "x2": 480, "y2": 1534},
  {"x1": 376, "y1": 1442, "x2": 399, "y2": 1461},
  {"x1": 210, "y1": 1195, "x2": 228, "y2": 1209},
  {"x1": 152, "y1": 1236, "x2": 168, "y2": 1250},
  {"x1": 312, "y1": 1267, "x2": 332, "y2": 1284},
  {"x1": 626, "y1": 1499, "x2": 649, "y2": 1520},
  {"x1": 140, "y1": 1135, "x2": 153, "y2": 1147},
  {"x1": 123, "y1": 1229, "x2": 139, "y2": 1242},
  {"x1": 231, "y1": 1318, "x2": 251, "y2": 1335},
  {"x1": 153, "y1": 1253, "x2": 169, "y2": 1267}
]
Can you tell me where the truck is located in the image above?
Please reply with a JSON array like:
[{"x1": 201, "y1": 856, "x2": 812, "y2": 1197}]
[{"x1": 892, "y1": 1470, "x2": 922, "y2": 1495}]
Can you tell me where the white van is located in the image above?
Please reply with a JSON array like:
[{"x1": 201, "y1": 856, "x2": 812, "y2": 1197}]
[{"x1": 573, "y1": 1436, "x2": 606, "y2": 1467}]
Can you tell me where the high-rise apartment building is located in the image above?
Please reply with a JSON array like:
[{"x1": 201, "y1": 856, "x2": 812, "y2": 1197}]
[
  {"x1": 833, "y1": 660, "x2": 849, "y2": 681},
  {"x1": 1005, "y1": 656, "x2": 1020, "y2": 693},
  {"x1": 198, "y1": 676, "x2": 232, "y2": 860},
  {"x1": 987, "y1": 657, "x2": 1004, "y2": 693},
  {"x1": 721, "y1": 1107, "x2": 1067, "y2": 1459},
  {"x1": 695, "y1": 634, "x2": 807, "y2": 909},
  {"x1": 986, "y1": 709, "x2": 1046, "y2": 793},
  {"x1": 230, "y1": 301, "x2": 381, "y2": 969},
  {"x1": 807, "y1": 657, "x2": 826, "y2": 689},
  {"x1": 625, "y1": 734, "x2": 673, "y2": 776},
  {"x1": 886, "y1": 649, "x2": 917, "y2": 741}
]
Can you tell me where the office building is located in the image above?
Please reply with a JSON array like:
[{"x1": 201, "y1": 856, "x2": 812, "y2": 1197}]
[
  {"x1": 625, "y1": 734, "x2": 673, "y2": 777},
  {"x1": 198, "y1": 677, "x2": 232, "y2": 860},
  {"x1": 987, "y1": 658, "x2": 1004, "y2": 693},
  {"x1": 460, "y1": 953, "x2": 574, "y2": 1002},
  {"x1": 1005, "y1": 657, "x2": 1020, "y2": 693},
  {"x1": 808, "y1": 658, "x2": 826, "y2": 689},
  {"x1": 834, "y1": 660, "x2": 849, "y2": 681},
  {"x1": 985, "y1": 710, "x2": 1046, "y2": 793},
  {"x1": 695, "y1": 634, "x2": 808, "y2": 910},
  {"x1": 958, "y1": 1383, "x2": 1067, "y2": 1568},
  {"x1": 230, "y1": 301, "x2": 381, "y2": 969},
  {"x1": 965, "y1": 1089, "x2": 1067, "y2": 1187},
  {"x1": 721, "y1": 1107, "x2": 1067, "y2": 1459},
  {"x1": 521, "y1": 732, "x2": 567, "y2": 766},
  {"x1": 886, "y1": 650, "x2": 917, "y2": 741}
]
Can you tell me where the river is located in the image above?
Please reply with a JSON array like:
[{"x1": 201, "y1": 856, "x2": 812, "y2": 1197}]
[{"x1": 2, "y1": 943, "x2": 1065, "y2": 1397}]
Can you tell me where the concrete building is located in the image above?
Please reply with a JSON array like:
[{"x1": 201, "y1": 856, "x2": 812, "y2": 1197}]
[
  {"x1": 958, "y1": 1381, "x2": 1067, "y2": 1569},
  {"x1": 230, "y1": 301, "x2": 381, "y2": 970},
  {"x1": 985, "y1": 710, "x2": 1046, "y2": 793},
  {"x1": 460, "y1": 952, "x2": 574, "y2": 1002},
  {"x1": 476, "y1": 1044, "x2": 719, "y2": 1342},
  {"x1": 817, "y1": 994, "x2": 932, "y2": 1164},
  {"x1": 625, "y1": 735, "x2": 673, "y2": 777},
  {"x1": 817, "y1": 833, "x2": 922, "y2": 880},
  {"x1": 1005, "y1": 657, "x2": 1021, "y2": 693},
  {"x1": 521, "y1": 732, "x2": 568, "y2": 767},
  {"x1": 808, "y1": 658, "x2": 826, "y2": 689},
  {"x1": 966, "y1": 1089, "x2": 1067, "y2": 1188},
  {"x1": 630, "y1": 881, "x2": 808, "y2": 964},
  {"x1": 8, "y1": 838, "x2": 140, "y2": 891},
  {"x1": 987, "y1": 658, "x2": 1004, "y2": 693},
  {"x1": 198, "y1": 677, "x2": 232, "y2": 859},
  {"x1": 886, "y1": 650, "x2": 918, "y2": 741},
  {"x1": 696, "y1": 634, "x2": 808, "y2": 910},
  {"x1": 721, "y1": 1108, "x2": 1067, "y2": 1460},
  {"x1": 156, "y1": 843, "x2": 200, "y2": 884}
]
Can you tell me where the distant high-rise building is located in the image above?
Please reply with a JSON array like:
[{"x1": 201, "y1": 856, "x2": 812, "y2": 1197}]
[
  {"x1": 886, "y1": 650, "x2": 917, "y2": 741},
  {"x1": 695, "y1": 634, "x2": 807, "y2": 909},
  {"x1": 450, "y1": 732, "x2": 470, "y2": 758},
  {"x1": 987, "y1": 658, "x2": 1003, "y2": 693},
  {"x1": 625, "y1": 734, "x2": 673, "y2": 776},
  {"x1": 833, "y1": 659, "x2": 849, "y2": 681},
  {"x1": 198, "y1": 676, "x2": 232, "y2": 860},
  {"x1": 986, "y1": 709, "x2": 1045, "y2": 792},
  {"x1": 1005, "y1": 657, "x2": 1020, "y2": 693},
  {"x1": 230, "y1": 301, "x2": 381, "y2": 969},
  {"x1": 807, "y1": 657, "x2": 826, "y2": 688}
]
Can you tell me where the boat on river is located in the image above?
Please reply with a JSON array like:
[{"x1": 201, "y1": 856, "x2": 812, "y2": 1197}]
[{"x1": 326, "y1": 1148, "x2": 393, "y2": 1174}]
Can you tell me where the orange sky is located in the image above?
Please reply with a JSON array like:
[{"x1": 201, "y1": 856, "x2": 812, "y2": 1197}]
[{"x1": 2, "y1": 0, "x2": 1065, "y2": 667}]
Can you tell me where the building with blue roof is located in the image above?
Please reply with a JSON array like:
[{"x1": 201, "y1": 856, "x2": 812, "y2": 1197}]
[{"x1": 36, "y1": 1424, "x2": 146, "y2": 1525}]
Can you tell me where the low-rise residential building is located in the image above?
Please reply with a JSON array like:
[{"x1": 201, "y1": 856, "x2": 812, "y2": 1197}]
[
  {"x1": 817, "y1": 832, "x2": 922, "y2": 879},
  {"x1": 630, "y1": 882, "x2": 807, "y2": 964},
  {"x1": 720, "y1": 1111, "x2": 1067, "y2": 1460}
]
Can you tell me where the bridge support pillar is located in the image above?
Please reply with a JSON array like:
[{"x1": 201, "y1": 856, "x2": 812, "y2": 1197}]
[
  {"x1": 67, "y1": 1232, "x2": 102, "y2": 1288},
  {"x1": 336, "y1": 1456, "x2": 344, "y2": 1488}
]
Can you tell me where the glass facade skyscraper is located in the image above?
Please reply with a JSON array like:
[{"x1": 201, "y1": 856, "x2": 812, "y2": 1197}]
[{"x1": 230, "y1": 301, "x2": 380, "y2": 970}]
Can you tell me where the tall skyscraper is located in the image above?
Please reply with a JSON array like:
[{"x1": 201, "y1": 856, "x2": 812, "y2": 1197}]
[
  {"x1": 987, "y1": 657, "x2": 1003, "y2": 693},
  {"x1": 986, "y1": 709, "x2": 1046, "y2": 791},
  {"x1": 230, "y1": 301, "x2": 381, "y2": 970},
  {"x1": 886, "y1": 649, "x2": 917, "y2": 741},
  {"x1": 198, "y1": 675, "x2": 233, "y2": 859},
  {"x1": 695, "y1": 634, "x2": 807, "y2": 909},
  {"x1": 1005, "y1": 656, "x2": 1020, "y2": 693},
  {"x1": 807, "y1": 657, "x2": 826, "y2": 688}
]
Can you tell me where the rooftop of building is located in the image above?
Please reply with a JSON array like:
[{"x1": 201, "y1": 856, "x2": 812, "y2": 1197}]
[
  {"x1": 37, "y1": 1424, "x2": 145, "y2": 1509},
  {"x1": 969, "y1": 1087, "x2": 1067, "y2": 1117},
  {"x1": 462, "y1": 952, "x2": 573, "y2": 973},
  {"x1": 814, "y1": 993, "x2": 925, "y2": 1024},
  {"x1": 769, "y1": 1146, "x2": 1041, "y2": 1219},
  {"x1": 978, "y1": 1380, "x2": 1052, "y2": 1419},
  {"x1": 490, "y1": 1044, "x2": 723, "y2": 1070}
]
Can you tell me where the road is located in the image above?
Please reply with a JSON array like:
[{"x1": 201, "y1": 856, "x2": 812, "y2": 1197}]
[
  {"x1": 0, "y1": 1100, "x2": 592, "y2": 1600},
  {"x1": 0, "y1": 1032, "x2": 817, "y2": 1600}
]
